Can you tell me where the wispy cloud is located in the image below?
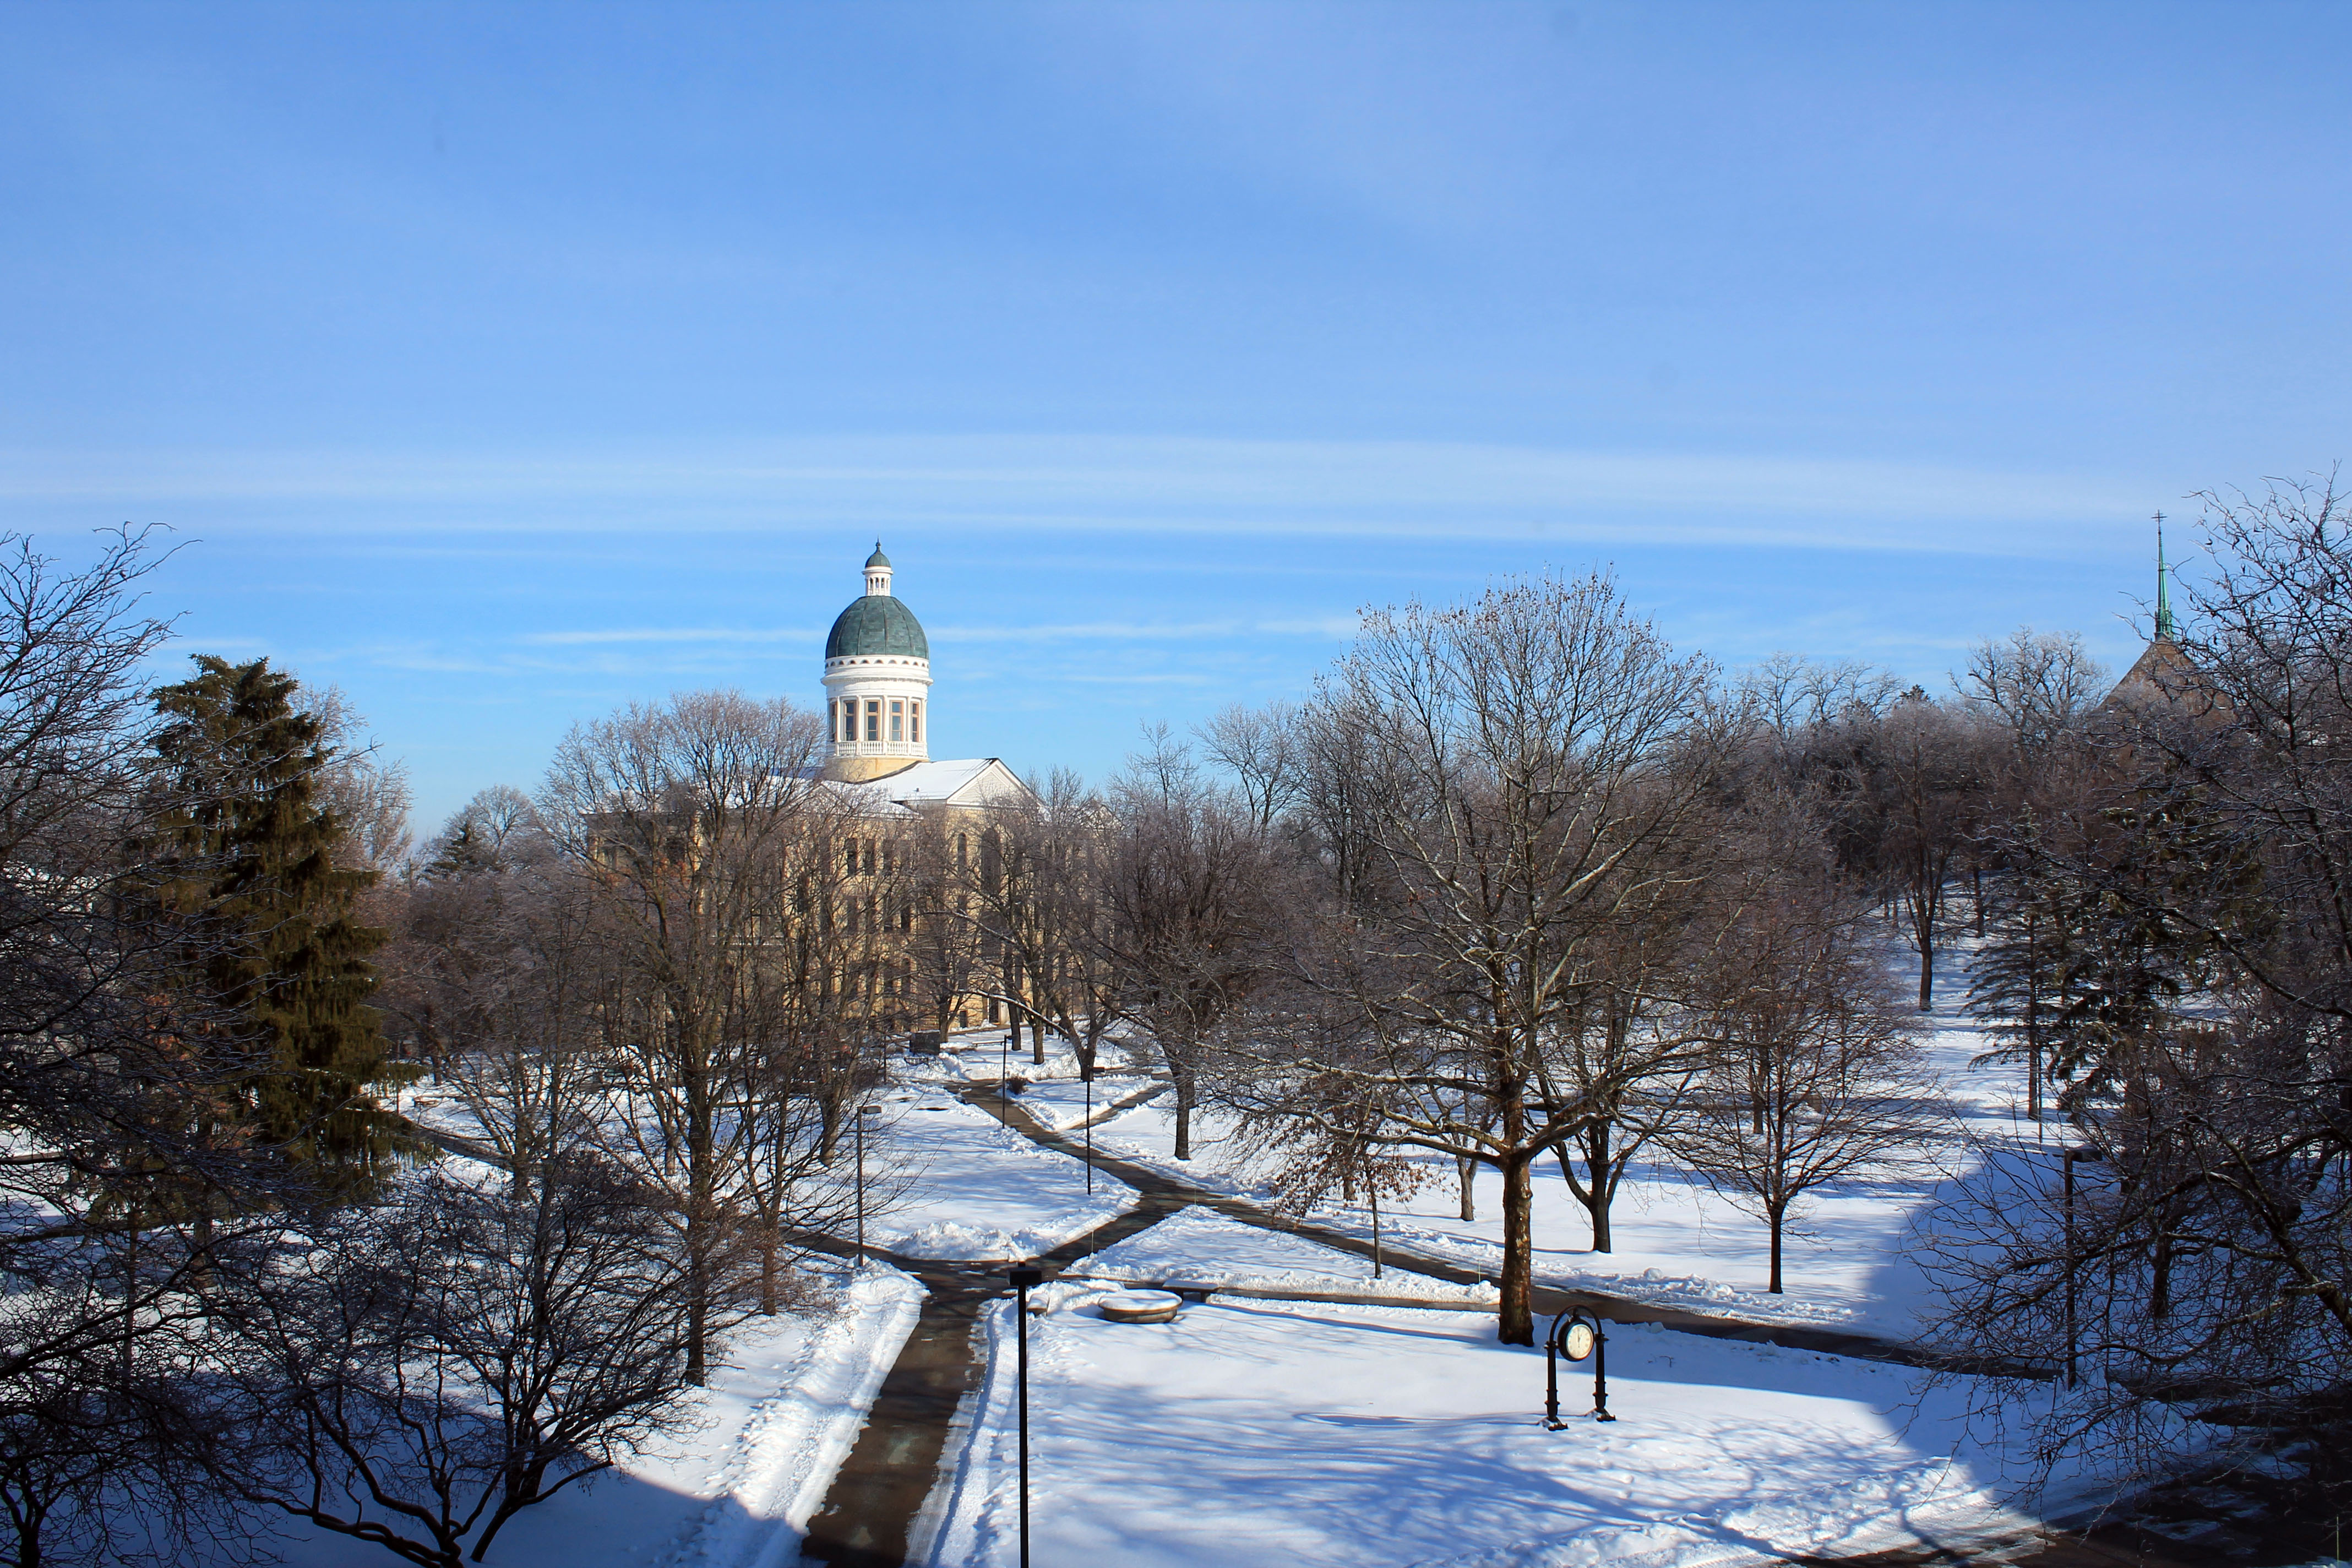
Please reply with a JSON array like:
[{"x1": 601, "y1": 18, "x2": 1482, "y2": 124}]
[
  {"x1": 506, "y1": 617, "x2": 1361, "y2": 650},
  {"x1": 518, "y1": 627, "x2": 820, "y2": 646},
  {"x1": 1, "y1": 434, "x2": 2157, "y2": 557},
  {"x1": 932, "y1": 617, "x2": 1358, "y2": 644}
]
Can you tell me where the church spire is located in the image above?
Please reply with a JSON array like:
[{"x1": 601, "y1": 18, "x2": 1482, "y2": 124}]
[{"x1": 2154, "y1": 513, "x2": 2176, "y2": 642}]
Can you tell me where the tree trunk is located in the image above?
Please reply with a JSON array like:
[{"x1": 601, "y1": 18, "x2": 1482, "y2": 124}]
[
  {"x1": 1498, "y1": 1155, "x2": 1535, "y2": 1344},
  {"x1": 1767, "y1": 1202, "x2": 1785, "y2": 1294},
  {"x1": 1582, "y1": 1123, "x2": 1613, "y2": 1252},
  {"x1": 685, "y1": 1227, "x2": 710, "y2": 1385},
  {"x1": 1917, "y1": 937, "x2": 1934, "y2": 1012},
  {"x1": 1457, "y1": 1156, "x2": 1476, "y2": 1221},
  {"x1": 1030, "y1": 1016, "x2": 1045, "y2": 1066},
  {"x1": 1172, "y1": 1064, "x2": 1194, "y2": 1161}
]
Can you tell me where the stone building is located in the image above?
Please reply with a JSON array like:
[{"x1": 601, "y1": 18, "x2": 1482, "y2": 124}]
[{"x1": 815, "y1": 545, "x2": 1034, "y2": 1033}]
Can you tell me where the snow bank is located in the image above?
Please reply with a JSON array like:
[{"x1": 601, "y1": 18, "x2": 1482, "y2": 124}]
[
  {"x1": 1075, "y1": 1204, "x2": 1498, "y2": 1303},
  {"x1": 666, "y1": 1267, "x2": 923, "y2": 1566},
  {"x1": 889, "y1": 1217, "x2": 1123, "y2": 1261},
  {"x1": 1012, "y1": 1074, "x2": 1168, "y2": 1131},
  {"x1": 865, "y1": 1093, "x2": 1137, "y2": 1260}
]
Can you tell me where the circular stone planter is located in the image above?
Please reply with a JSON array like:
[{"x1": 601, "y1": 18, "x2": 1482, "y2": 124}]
[{"x1": 1097, "y1": 1290, "x2": 1183, "y2": 1325}]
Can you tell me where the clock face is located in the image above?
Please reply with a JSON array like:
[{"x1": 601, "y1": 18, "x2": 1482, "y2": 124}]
[{"x1": 1563, "y1": 1322, "x2": 1596, "y2": 1362}]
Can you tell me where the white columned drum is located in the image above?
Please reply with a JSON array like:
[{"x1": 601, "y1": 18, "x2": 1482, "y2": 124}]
[{"x1": 821, "y1": 545, "x2": 933, "y2": 783}]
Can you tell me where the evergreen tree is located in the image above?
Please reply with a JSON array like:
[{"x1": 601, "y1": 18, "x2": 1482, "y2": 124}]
[
  {"x1": 1966, "y1": 812, "x2": 2086, "y2": 1120},
  {"x1": 148, "y1": 655, "x2": 413, "y2": 1192}
]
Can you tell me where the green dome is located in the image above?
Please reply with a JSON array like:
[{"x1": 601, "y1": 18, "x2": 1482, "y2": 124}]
[
  {"x1": 865, "y1": 543, "x2": 892, "y2": 568},
  {"x1": 826, "y1": 594, "x2": 928, "y2": 659}
]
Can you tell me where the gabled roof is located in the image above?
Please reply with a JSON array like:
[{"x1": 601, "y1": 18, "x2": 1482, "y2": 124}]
[
  {"x1": 2100, "y1": 637, "x2": 2229, "y2": 724},
  {"x1": 819, "y1": 758, "x2": 1035, "y2": 818}
]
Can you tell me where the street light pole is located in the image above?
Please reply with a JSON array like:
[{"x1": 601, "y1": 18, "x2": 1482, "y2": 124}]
[
  {"x1": 1008, "y1": 1265, "x2": 1043, "y2": 1568},
  {"x1": 854, "y1": 1102, "x2": 880, "y2": 1268}
]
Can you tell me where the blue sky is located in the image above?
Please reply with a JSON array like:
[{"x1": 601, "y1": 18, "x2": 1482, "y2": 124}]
[{"x1": 6, "y1": 2, "x2": 2349, "y2": 831}]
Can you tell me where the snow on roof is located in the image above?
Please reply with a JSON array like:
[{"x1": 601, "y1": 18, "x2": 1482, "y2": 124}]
[{"x1": 820, "y1": 758, "x2": 1035, "y2": 817}]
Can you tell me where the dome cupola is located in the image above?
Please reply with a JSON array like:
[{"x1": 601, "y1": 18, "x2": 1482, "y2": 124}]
[
  {"x1": 825, "y1": 595, "x2": 929, "y2": 660},
  {"x1": 821, "y1": 543, "x2": 933, "y2": 782}
]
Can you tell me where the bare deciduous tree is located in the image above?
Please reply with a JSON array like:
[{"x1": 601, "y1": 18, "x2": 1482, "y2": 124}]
[
  {"x1": 1256, "y1": 572, "x2": 1722, "y2": 1343},
  {"x1": 1670, "y1": 867, "x2": 1935, "y2": 1294},
  {"x1": 212, "y1": 1157, "x2": 716, "y2": 1567},
  {"x1": 538, "y1": 690, "x2": 829, "y2": 1382}
]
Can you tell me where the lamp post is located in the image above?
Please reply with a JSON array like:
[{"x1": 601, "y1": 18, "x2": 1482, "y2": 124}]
[
  {"x1": 854, "y1": 1102, "x2": 880, "y2": 1268},
  {"x1": 2062, "y1": 1144, "x2": 2106, "y2": 1390},
  {"x1": 1008, "y1": 1264, "x2": 1043, "y2": 1568},
  {"x1": 1543, "y1": 1309, "x2": 1615, "y2": 1427}
]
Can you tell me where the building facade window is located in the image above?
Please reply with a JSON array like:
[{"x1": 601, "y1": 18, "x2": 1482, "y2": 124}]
[
  {"x1": 826, "y1": 699, "x2": 837, "y2": 740},
  {"x1": 890, "y1": 698, "x2": 903, "y2": 743},
  {"x1": 910, "y1": 700, "x2": 922, "y2": 742}
]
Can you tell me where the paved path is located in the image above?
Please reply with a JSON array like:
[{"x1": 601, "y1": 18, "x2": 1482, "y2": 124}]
[
  {"x1": 412, "y1": 1090, "x2": 2282, "y2": 1567},
  {"x1": 965, "y1": 1082, "x2": 2047, "y2": 1379},
  {"x1": 797, "y1": 1185, "x2": 1193, "y2": 1567},
  {"x1": 794, "y1": 1079, "x2": 2065, "y2": 1568}
]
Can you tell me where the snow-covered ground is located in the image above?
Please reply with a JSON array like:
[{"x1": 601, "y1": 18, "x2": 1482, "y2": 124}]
[
  {"x1": 1077, "y1": 950, "x2": 2064, "y2": 1340},
  {"x1": 870, "y1": 1070, "x2": 1139, "y2": 1261},
  {"x1": 290, "y1": 951, "x2": 2126, "y2": 1567},
  {"x1": 917, "y1": 1275, "x2": 2062, "y2": 1568},
  {"x1": 270, "y1": 1262, "x2": 921, "y2": 1568},
  {"x1": 1077, "y1": 1204, "x2": 1500, "y2": 1304}
]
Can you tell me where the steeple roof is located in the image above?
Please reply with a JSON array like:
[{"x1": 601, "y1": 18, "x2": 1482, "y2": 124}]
[{"x1": 2155, "y1": 513, "x2": 2177, "y2": 643}]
